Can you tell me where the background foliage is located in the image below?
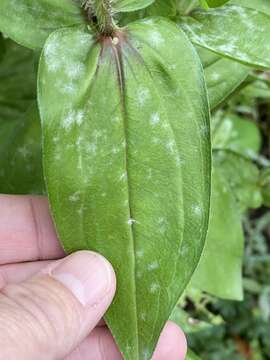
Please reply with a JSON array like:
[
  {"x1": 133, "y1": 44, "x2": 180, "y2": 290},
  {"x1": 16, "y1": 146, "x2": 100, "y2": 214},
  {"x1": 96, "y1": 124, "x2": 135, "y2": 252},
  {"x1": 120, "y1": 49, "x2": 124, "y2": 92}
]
[{"x1": 0, "y1": 0, "x2": 270, "y2": 359}]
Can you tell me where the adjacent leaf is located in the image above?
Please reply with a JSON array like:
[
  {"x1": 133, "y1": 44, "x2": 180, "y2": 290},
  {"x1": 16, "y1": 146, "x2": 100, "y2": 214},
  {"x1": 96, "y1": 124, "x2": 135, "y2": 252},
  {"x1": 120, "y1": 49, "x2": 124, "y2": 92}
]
[
  {"x1": 0, "y1": 103, "x2": 45, "y2": 194},
  {"x1": 0, "y1": 39, "x2": 44, "y2": 194},
  {"x1": 196, "y1": 46, "x2": 220, "y2": 67},
  {"x1": 118, "y1": 0, "x2": 177, "y2": 25},
  {"x1": 259, "y1": 168, "x2": 270, "y2": 207},
  {"x1": 179, "y1": 5, "x2": 270, "y2": 69},
  {"x1": 170, "y1": 305, "x2": 213, "y2": 334},
  {"x1": 144, "y1": 0, "x2": 177, "y2": 16},
  {"x1": 216, "y1": 150, "x2": 262, "y2": 211},
  {"x1": 192, "y1": 158, "x2": 244, "y2": 300},
  {"x1": 113, "y1": 0, "x2": 155, "y2": 12},
  {"x1": 0, "y1": 34, "x2": 5, "y2": 62},
  {"x1": 230, "y1": 0, "x2": 270, "y2": 16},
  {"x1": 191, "y1": 121, "x2": 262, "y2": 300},
  {"x1": 212, "y1": 113, "x2": 262, "y2": 156},
  {"x1": 0, "y1": 0, "x2": 84, "y2": 49},
  {"x1": 0, "y1": 39, "x2": 36, "y2": 122},
  {"x1": 177, "y1": 0, "x2": 199, "y2": 15},
  {"x1": 243, "y1": 80, "x2": 270, "y2": 101},
  {"x1": 200, "y1": 0, "x2": 230, "y2": 8},
  {"x1": 38, "y1": 19, "x2": 211, "y2": 360},
  {"x1": 202, "y1": 52, "x2": 249, "y2": 110},
  {"x1": 186, "y1": 349, "x2": 202, "y2": 360}
]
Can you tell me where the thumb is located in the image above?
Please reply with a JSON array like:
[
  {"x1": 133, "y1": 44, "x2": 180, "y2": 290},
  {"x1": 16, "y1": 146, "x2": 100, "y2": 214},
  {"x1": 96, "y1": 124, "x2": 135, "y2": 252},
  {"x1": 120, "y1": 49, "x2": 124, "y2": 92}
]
[{"x1": 0, "y1": 251, "x2": 116, "y2": 360}]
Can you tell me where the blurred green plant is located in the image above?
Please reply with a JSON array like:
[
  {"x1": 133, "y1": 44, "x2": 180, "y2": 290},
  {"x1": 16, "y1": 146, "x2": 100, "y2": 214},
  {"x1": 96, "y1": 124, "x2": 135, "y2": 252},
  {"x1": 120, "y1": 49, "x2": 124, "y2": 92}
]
[{"x1": 0, "y1": 0, "x2": 270, "y2": 359}]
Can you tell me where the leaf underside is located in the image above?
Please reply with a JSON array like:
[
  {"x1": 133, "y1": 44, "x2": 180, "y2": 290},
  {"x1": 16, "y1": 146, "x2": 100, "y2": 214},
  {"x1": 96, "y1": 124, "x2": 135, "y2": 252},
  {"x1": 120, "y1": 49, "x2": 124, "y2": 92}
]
[
  {"x1": 198, "y1": 47, "x2": 249, "y2": 110},
  {"x1": 0, "y1": 0, "x2": 83, "y2": 49},
  {"x1": 38, "y1": 18, "x2": 211, "y2": 360},
  {"x1": 179, "y1": 5, "x2": 270, "y2": 70}
]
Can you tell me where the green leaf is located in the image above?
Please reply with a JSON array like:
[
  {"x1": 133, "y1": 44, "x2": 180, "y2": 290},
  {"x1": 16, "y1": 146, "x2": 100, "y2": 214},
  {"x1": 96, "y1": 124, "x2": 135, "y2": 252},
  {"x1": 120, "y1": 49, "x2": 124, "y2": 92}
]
[
  {"x1": 202, "y1": 51, "x2": 249, "y2": 110},
  {"x1": 192, "y1": 148, "x2": 262, "y2": 300},
  {"x1": 0, "y1": 38, "x2": 45, "y2": 195},
  {"x1": 230, "y1": 0, "x2": 270, "y2": 16},
  {"x1": 144, "y1": 0, "x2": 177, "y2": 16},
  {"x1": 201, "y1": 0, "x2": 230, "y2": 7},
  {"x1": 113, "y1": 0, "x2": 155, "y2": 12},
  {"x1": 186, "y1": 349, "x2": 202, "y2": 360},
  {"x1": 212, "y1": 113, "x2": 262, "y2": 156},
  {"x1": 196, "y1": 47, "x2": 249, "y2": 110},
  {"x1": 178, "y1": 5, "x2": 270, "y2": 69},
  {"x1": 0, "y1": 34, "x2": 6, "y2": 62},
  {"x1": 215, "y1": 150, "x2": 262, "y2": 211},
  {"x1": 0, "y1": 0, "x2": 84, "y2": 49},
  {"x1": 170, "y1": 305, "x2": 213, "y2": 334},
  {"x1": 0, "y1": 102, "x2": 45, "y2": 194},
  {"x1": 260, "y1": 168, "x2": 270, "y2": 207},
  {"x1": 38, "y1": 19, "x2": 211, "y2": 360},
  {"x1": 192, "y1": 158, "x2": 244, "y2": 300},
  {"x1": 118, "y1": 0, "x2": 177, "y2": 25},
  {"x1": 0, "y1": 39, "x2": 36, "y2": 122}
]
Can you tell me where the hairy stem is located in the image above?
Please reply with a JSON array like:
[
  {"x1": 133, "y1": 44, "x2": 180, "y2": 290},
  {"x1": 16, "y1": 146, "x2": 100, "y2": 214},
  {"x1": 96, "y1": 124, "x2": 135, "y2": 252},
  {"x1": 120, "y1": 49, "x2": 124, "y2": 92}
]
[{"x1": 82, "y1": 0, "x2": 116, "y2": 35}]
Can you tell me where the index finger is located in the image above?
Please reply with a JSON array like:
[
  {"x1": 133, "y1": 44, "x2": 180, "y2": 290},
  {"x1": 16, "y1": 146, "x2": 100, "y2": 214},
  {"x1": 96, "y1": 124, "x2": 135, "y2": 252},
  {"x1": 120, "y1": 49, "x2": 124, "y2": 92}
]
[{"x1": 0, "y1": 195, "x2": 64, "y2": 265}]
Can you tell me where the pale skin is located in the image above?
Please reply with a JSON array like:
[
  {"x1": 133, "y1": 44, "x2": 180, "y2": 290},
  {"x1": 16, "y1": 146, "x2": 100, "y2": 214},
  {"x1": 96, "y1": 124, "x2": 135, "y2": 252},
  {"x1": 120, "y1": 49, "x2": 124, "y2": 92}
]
[{"x1": 0, "y1": 195, "x2": 187, "y2": 359}]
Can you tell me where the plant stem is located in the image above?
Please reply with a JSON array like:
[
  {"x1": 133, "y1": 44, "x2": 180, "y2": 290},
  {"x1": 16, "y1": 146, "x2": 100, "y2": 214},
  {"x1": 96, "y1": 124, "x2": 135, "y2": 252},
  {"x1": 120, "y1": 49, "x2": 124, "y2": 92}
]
[{"x1": 82, "y1": 0, "x2": 116, "y2": 36}]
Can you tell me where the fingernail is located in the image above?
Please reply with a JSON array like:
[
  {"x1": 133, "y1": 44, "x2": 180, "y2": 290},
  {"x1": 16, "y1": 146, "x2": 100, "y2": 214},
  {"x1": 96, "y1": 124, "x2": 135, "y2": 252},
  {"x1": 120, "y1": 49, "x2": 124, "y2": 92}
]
[{"x1": 51, "y1": 251, "x2": 114, "y2": 306}]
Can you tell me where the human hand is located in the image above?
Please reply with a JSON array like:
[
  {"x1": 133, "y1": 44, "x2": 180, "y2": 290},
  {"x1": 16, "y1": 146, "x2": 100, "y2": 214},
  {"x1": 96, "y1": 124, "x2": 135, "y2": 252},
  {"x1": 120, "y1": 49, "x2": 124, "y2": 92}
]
[{"x1": 0, "y1": 195, "x2": 187, "y2": 359}]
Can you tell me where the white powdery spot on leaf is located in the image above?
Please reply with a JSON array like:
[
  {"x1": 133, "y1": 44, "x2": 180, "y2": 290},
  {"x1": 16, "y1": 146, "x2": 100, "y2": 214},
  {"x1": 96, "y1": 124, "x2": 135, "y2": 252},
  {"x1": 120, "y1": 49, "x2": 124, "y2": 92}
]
[
  {"x1": 192, "y1": 204, "x2": 203, "y2": 217},
  {"x1": 17, "y1": 146, "x2": 30, "y2": 158},
  {"x1": 63, "y1": 110, "x2": 75, "y2": 130},
  {"x1": 62, "y1": 83, "x2": 76, "y2": 95},
  {"x1": 112, "y1": 116, "x2": 121, "y2": 124},
  {"x1": 199, "y1": 125, "x2": 210, "y2": 138},
  {"x1": 119, "y1": 172, "x2": 127, "y2": 182},
  {"x1": 54, "y1": 153, "x2": 61, "y2": 161},
  {"x1": 112, "y1": 146, "x2": 120, "y2": 155},
  {"x1": 140, "y1": 313, "x2": 147, "y2": 321},
  {"x1": 168, "y1": 63, "x2": 177, "y2": 71},
  {"x1": 136, "y1": 250, "x2": 144, "y2": 258},
  {"x1": 44, "y1": 37, "x2": 59, "y2": 59},
  {"x1": 65, "y1": 62, "x2": 85, "y2": 80},
  {"x1": 149, "y1": 30, "x2": 165, "y2": 47},
  {"x1": 142, "y1": 19, "x2": 154, "y2": 26},
  {"x1": 217, "y1": 43, "x2": 237, "y2": 54},
  {"x1": 127, "y1": 218, "x2": 137, "y2": 225},
  {"x1": 150, "y1": 112, "x2": 160, "y2": 126},
  {"x1": 63, "y1": 110, "x2": 85, "y2": 130},
  {"x1": 180, "y1": 244, "x2": 189, "y2": 256},
  {"x1": 147, "y1": 261, "x2": 159, "y2": 271},
  {"x1": 86, "y1": 143, "x2": 97, "y2": 155},
  {"x1": 142, "y1": 349, "x2": 151, "y2": 360},
  {"x1": 69, "y1": 191, "x2": 81, "y2": 202},
  {"x1": 137, "y1": 87, "x2": 150, "y2": 107},
  {"x1": 76, "y1": 110, "x2": 84, "y2": 126},
  {"x1": 76, "y1": 136, "x2": 83, "y2": 146},
  {"x1": 211, "y1": 72, "x2": 220, "y2": 81},
  {"x1": 166, "y1": 140, "x2": 176, "y2": 153},
  {"x1": 149, "y1": 282, "x2": 160, "y2": 293},
  {"x1": 77, "y1": 207, "x2": 84, "y2": 216},
  {"x1": 52, "y1": 136, "x2": 59, "y2": 144}
]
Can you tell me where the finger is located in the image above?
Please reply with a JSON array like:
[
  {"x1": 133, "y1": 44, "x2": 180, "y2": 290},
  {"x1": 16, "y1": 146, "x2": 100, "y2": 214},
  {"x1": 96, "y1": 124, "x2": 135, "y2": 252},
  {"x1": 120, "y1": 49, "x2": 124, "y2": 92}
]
[
  {"x1": 0, "y1": 260, "x2": 52, "y2": 288},
  {"x1": 0, "y1": 259, "x2": 106, "y2": 327},
  {"x1": 67, "y1": 327, "x2": 121, "y2": 360},
  {"x1": 0, "y1": 194, "x2": 64, "y2": 265},
  {"x1": 152, "y1": 321, "x2": 187, "y2": 360},
  {"x1": 68, "y1": 320, "x2": 186, "y2": 360},
  {"x1": 0, "y1": 251, "x2": 116, "y2": 360}
]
